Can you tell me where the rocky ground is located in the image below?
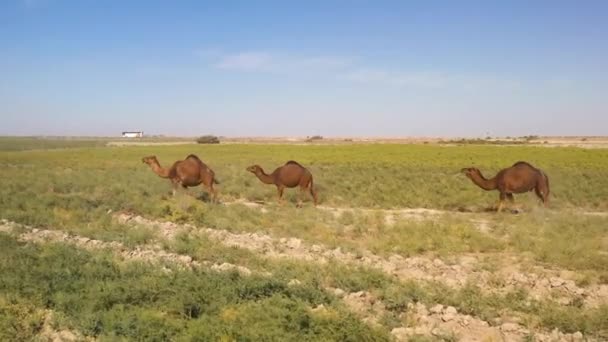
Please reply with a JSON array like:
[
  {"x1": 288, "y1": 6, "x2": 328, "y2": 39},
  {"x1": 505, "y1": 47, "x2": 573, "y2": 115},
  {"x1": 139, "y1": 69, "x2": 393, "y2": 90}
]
[{"x1": 1, "y1": 211, "x2": 604, "y2": 341}]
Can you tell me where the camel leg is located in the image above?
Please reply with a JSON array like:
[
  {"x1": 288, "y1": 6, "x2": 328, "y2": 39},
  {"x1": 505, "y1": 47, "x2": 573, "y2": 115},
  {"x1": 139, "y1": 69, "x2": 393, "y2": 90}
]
[
  {"x1": 203, "y1": 183, "x2": 217, "y2": 203},
  {"x1": 277, "y1": 186, "x2": 285, "y2": 205},
  {"x1": 496, "y1": 192, "x2": 507, "y2": 213},
  {"x1": 171, "y1": 180, "x2": 180, "y2": 196},
  {"x1": 210, "y1": 183, "x2": 218, "y2": 203},
  {"x1": 296, "y1": 186, "x2": 306, "y2": 208},
  {"x1": 506, "y1": 193, "x2": 516, "y2": 211}
]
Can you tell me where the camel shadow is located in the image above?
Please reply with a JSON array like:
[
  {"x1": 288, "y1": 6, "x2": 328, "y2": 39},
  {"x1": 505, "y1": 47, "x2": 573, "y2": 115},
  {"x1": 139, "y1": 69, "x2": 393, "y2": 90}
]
[
  {"x1": 456, "y1": 206, "x2": 523, "y2": 214},
  {"x1": 195, "y1": 192, "x2": 218, "y2": 203}
]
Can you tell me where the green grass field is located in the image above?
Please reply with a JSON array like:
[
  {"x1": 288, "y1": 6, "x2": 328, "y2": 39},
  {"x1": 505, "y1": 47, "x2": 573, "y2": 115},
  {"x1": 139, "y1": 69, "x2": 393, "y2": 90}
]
[{"x1": 1, "y1": 139, "x2": 607, "y2": 340}]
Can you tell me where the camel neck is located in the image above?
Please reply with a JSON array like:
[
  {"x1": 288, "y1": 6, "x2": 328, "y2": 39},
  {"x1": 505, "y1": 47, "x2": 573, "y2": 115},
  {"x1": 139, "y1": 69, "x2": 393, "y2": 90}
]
[
  {"x1": 470, "y1": 172, "x2": 497, "y2": 191},
  {"x1": 255, "y1": 170, "x2": 275, "y2": 184},
  {"x1": 149, "y1": 160, "x2": 171, "y2": 178}
]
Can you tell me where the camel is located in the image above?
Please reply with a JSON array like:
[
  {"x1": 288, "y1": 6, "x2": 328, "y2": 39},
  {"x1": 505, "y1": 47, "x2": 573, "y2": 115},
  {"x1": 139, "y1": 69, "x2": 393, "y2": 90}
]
[
  {"x1": 246, "y1": 161, "x2": 318, "y2": 207},
  {"x1": 461, "y1": 161, "x2": 550, "y2": 212},
  {"x1": 142, "y1": 154, "x2": 219, "y2": 201}
]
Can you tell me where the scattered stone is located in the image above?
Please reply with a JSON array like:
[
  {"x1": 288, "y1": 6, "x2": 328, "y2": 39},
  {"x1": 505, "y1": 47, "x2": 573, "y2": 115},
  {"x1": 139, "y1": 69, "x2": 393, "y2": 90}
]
[
  {"x1": 441, "y1": 306, "x2": 458, "y2": 322},
  {"x1": 500, "y1": 322, "x2": 520, "y2": 332},
  {"x1": 288, "y1": 279, "x2": 302, "y2": 286},
  {"x1": 430, "y1": 304, "x2": 444, "y2": 314},
  {"x1": 443, "y1": 306, "x2": 457, "y2": 315},
  {"x1": 311, "y1": 304, "x2": 326, "y2": 313},
  {"x1": 333, "y1": 288, "x2": 345, "y2": 297},
  {"x1": 572, "y1": 331, "x2": 584, "y2": 341},
  {"x1": 310, "y1": 244, "x2": 322, "y2": 253},
  {"x1": 550, "y1": 277, "x2": 565, "y2": 287},
  {"x1": 390, "y1": 327, "x2": 409, "y2": 341}
]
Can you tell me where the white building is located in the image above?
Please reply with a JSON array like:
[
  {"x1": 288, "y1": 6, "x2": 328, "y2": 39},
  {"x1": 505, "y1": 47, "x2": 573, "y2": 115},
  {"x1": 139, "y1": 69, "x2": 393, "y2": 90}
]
[{"x1": 122, "y1": 131, "x2": 144, "y2": 138}]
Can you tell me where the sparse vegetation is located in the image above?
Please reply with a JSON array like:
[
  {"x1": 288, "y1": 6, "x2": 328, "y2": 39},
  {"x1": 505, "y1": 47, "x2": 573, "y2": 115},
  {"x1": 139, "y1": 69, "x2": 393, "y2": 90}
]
[{"x1": 1, "y1": 138, "x2": 607, "y2": 339}]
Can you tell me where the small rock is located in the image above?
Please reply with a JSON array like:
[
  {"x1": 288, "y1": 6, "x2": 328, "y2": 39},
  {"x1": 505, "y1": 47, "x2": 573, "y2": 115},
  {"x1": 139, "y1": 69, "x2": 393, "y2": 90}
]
[
  {"x1": 414, "y1": 326, "x2": 429, "y2": 335},
  {"x1": 431, "y1": 327, "x2": 449, "y2": 337},
  {"x1": 288, "y1": 279, "x2": 301, "y2": 286},
  {"x1": 572, "y1": 331, "x2": 583, "y2": 341},
  {"x1": 430, "y1": 304, "x2": 444, "y2": 314},
  {"x1": 443, "y1": 306, "x2": 457, "y2": 315},
  {"x1": 564, "y1": 281, "x2": 583, "y2": 294},
  {"x1": 441, "y1": 312, "x2": 456, "y2": 322},
  {"x1": 391, "y1": 327, "x2": 410, "y2": 340},
  {"x1": 511, "y1": 272, "x2": 528, "y2": 284},
  {"x1": 178, "y1": 255, "x2": 193, "y2": 264},
  {"x1": 311, "y1": 244, "x2": 323, "y2": 253},
  {"x1": 333, "y1": 288, "x2": 346, "y2": 297},
  {"x1": 311, "y1": 304, "x2": 326, "y2": 313},
  {"x1": 550, "y1": 277, "x2": 565, "y2": 287},
  {"x1": 57, "y1": 330, "x2": 78, "y2": 341},
  {"x1": 433, "y1": 258, "x2": 444, "y2": 267},
  {"x1": 500, "y1": 322, "x2": 520, "y2": 332},
  {"x1": 352, "y1": 291, "x2": 367, "y2": 298},
  {"x1": 415, "y1": 303, "x2": 428, "y2": 316}
]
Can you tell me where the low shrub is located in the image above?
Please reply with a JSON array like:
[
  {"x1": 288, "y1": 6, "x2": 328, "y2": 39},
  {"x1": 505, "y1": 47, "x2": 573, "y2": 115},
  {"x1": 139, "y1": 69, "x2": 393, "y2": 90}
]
[{"x1": 196, "y1": 135, "x2": 220, "y2": 144}]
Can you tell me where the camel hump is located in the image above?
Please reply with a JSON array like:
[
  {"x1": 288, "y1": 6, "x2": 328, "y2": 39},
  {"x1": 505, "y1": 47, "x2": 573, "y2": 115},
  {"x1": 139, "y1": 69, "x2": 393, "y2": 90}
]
[
  {"x1": 285, "y1": 160, "x2": 304, "y2": 167},
  {"x1": 186, "y1": 154, "x2": 201, "y2": 161},
  {"x1": 512, "y1": 161, "x2": 536, "y2": 169}
]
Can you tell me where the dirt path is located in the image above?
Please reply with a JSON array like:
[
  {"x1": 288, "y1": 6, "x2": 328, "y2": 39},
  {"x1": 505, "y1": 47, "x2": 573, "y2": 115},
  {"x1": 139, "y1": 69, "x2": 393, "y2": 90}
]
[
  {"x1": 0, "y1": 219, "x2": 254, "y2": 276},
  {"x1": 224, "y1": 198, "x2": 607, "y2": 225},
  {"x1": 115, "y1": 213, "x2": 607, "y2": 309}
]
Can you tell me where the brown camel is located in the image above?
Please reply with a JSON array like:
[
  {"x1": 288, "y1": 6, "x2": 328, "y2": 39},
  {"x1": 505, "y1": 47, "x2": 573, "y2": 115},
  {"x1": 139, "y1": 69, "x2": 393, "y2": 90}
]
[
  {"x1": 461, "y1": 161, "x2": 549, "y2": 212},
  {"x1": 246, "y1": 161, "x2": 318, "y2": 206},
  {"x1": 142, "y1": 154, "x2": 219, "y2": 201}
]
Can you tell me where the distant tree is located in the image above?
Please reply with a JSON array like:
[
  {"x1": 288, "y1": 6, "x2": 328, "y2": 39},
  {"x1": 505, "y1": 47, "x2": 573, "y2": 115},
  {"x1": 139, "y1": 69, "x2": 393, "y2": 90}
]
[
  {"x1": 196, "y1": 135, "x2": 220, "y2": 144},
  {"x1": 306, "y1": 135, "x2": 323, "y2": 142}
]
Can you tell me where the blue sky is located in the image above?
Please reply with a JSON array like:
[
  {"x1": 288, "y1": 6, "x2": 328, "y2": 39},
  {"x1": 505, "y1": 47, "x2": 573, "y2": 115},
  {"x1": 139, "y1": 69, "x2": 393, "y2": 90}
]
[{"x1": 1, "y1": 1, "x2": 607, "y2": 137}]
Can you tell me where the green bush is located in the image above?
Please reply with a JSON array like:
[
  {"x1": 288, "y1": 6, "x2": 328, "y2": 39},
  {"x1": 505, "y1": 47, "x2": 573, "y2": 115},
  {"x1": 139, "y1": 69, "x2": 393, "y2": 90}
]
[{"x1": 196, "y1": 135, "x2": 220, "y2": 144}]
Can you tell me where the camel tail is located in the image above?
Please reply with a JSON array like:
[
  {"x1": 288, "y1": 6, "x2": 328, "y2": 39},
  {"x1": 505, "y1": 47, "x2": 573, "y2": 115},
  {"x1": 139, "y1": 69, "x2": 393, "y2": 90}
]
[
  {"x1": 536, "y1": 170, "x2": 550, "y2": 206},
  {"x1": 541, "y1": 170, "x2": 550, "y2": 196},
  {"x1": 308, "y1": 176, "x2": 318, "y2": 205}
]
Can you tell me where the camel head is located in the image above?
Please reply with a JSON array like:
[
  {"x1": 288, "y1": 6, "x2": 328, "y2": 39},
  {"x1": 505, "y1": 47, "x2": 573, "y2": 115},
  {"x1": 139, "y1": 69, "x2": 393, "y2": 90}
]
[
  {"x1": 246, "y1": 165, "x2": 263, "y2": 174},
  {"x1": 461, "y1": 167, "x2": 481, "y2": 180},
  {"x1": 142, "y1": 156, "x2": 158, "y2": 165}
]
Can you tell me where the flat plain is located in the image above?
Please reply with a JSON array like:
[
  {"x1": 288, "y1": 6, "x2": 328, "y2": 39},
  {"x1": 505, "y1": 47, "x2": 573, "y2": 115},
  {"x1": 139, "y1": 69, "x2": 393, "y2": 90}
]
[{"x1": 1, "y1": 137, "x2": 607, "y2": 341}]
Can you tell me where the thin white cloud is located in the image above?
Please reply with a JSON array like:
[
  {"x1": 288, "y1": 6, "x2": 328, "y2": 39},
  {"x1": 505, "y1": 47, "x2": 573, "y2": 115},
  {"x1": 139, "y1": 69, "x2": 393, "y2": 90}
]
[
  {"x1": 344, "y1": 69, "x2": 448, "y2": 88},
  {"x1": 213, "y1": 51, "x2": 352, "y2": 74},
  {"x1": 207, "y1": 49, "x2": 521, "y2": 91},
  {"x1": 216, "y1": 52, "x2": 274, "y2": 72},
  {"x1": 344, "y1": 68, "x2": 521, "y2": 91}
]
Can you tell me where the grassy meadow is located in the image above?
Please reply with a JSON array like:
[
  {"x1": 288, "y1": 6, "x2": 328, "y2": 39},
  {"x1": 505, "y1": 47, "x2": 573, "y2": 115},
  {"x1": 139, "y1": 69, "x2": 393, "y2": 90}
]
[{"x1": 1, "y1": 138, "x2": 607, "y2": 340}]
